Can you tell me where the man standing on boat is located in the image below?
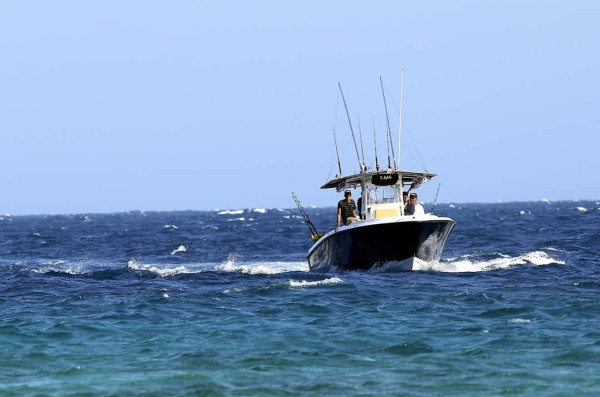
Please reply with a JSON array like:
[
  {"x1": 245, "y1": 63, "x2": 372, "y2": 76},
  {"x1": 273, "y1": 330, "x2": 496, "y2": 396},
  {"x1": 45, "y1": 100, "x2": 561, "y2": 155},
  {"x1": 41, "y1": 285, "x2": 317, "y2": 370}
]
[
  {"x1": 404, "y1": 192, "x2": 425, "y2": 216},
  {"x1": 337, "y1": 190, "x2": 360, "y2": 230}
]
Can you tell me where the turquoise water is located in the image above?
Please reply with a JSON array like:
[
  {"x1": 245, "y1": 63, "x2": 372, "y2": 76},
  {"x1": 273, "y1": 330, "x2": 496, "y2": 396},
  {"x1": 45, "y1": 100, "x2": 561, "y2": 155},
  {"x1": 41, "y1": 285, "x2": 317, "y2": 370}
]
[{"x1": 1, "y1": 201, "x2": 599, "y2": 395}]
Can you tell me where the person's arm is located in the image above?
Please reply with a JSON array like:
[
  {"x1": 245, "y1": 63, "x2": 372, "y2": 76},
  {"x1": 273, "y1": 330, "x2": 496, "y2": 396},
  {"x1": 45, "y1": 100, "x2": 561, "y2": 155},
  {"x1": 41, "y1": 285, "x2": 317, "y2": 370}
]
[
  {"x1": 337, "y1": 207, "x2": 342, "y2": 230},
  {"x1": 352, "y1": 200, "x2": 358, "y2": 219}
]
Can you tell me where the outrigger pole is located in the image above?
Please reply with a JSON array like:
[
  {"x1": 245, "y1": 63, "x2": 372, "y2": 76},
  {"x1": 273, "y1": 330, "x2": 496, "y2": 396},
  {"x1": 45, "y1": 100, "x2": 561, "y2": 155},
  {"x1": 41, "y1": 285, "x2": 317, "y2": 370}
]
[
  {"x1": 332, "y1": 126, "x2": 343, "y2": 177},
  {"x1": 373, "y1": 117, "x2": 380, "y2": 171},
  {"x1": 385, "y1": 120, "x2": 392, "y2": 170},
  {"x1": 380, "y1": 76, "x2": 396, "y2": 169},
  {"x1": 357, "y1": 114, "x2": 366, "y2": 171},
  {"x1": 397, "y1": 70, "x2": 404, "y2": 169},
  {"x1": 338, "y1": 82, "x2": 363, "y2": 173},
  {"x1": 291, "y1": 192, "x2": 324, "y2": 242}
]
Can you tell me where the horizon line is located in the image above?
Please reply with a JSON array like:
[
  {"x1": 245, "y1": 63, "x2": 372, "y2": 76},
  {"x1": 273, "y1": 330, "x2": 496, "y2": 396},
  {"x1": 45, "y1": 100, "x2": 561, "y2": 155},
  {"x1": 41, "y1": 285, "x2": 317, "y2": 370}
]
[{"x1": 2, "y1": 198, "x2": 599, "y2": 217}]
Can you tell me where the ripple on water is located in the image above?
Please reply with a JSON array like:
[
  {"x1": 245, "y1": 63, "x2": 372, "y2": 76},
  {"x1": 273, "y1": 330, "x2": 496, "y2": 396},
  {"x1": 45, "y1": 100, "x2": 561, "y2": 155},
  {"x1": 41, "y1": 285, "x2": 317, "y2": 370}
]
[{"x1": 382, "y1": 341, "x2": 435, "y2": 356}]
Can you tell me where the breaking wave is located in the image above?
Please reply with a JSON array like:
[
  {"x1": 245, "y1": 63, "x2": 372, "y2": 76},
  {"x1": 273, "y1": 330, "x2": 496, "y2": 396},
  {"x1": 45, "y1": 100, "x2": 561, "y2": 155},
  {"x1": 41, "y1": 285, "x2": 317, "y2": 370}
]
[
  {"x1": 4, "y1": 260, "x2": 114, "y2": 275},
  {"x1": 421, "y1": 250, "x2": 564, "y2": 273},
  {"x1": 170, "y1": 245, "x2": 187, "y2": 255},
  {"x1": 217, "y1": 209, "x2": 244, "y2": 215},
  {"x1": 289, "y1": 277, "x2": 343, "y2": 287},
  {"x1": 127, "y1": 259, "x2": 308, "y2": 277}
]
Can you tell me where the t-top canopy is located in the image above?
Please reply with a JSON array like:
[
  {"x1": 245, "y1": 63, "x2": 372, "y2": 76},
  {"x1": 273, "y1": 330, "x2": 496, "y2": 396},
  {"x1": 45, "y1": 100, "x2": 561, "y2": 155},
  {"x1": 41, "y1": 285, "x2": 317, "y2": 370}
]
[{"x1": 321, "y1": 170, "x2": 437, "y2": 192}]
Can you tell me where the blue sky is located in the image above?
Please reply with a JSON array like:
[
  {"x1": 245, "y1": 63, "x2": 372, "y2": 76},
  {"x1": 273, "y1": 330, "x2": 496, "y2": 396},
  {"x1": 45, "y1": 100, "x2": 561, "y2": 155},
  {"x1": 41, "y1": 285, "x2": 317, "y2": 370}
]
[{"x1": 1, "y1": 1, "x2": 599, "y2": 215}]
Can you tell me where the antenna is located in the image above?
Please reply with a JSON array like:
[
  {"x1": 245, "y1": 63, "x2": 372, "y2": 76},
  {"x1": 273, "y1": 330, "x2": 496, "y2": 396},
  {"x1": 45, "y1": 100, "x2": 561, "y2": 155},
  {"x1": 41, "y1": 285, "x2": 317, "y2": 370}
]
[
  {"x1": 332, "y1": 126, "x2": 343, "y2": 177},
  {"x1": 373, "y1": 117, "x2": 380, "y2": 171},
  {"x1": 380, "y1": 76, "x2": 396, "y2": 168},
  {"x1": 338, "y1": 82, "x2": 363, "y2": 173},
  {"x1": 397, "y1": 69, "x2": 404, "y2": 169},
  {"x1": 357, "y1": 114, "x2": 366, "y2": 171}
]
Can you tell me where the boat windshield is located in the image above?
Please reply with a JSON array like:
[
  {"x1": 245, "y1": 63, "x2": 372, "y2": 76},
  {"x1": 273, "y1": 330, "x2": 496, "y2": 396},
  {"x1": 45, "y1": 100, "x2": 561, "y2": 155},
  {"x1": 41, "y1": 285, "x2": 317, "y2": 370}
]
[{"x1": 365, "y1": 185, "x2": 402, "y2": 204}]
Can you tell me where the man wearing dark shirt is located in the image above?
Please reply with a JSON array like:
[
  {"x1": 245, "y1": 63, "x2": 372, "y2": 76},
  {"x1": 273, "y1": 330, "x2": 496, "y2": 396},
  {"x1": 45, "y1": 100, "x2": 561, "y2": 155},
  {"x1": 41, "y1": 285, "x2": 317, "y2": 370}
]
[{"x1": 337, "y1": 190, "x2": 359, "y2": 230}]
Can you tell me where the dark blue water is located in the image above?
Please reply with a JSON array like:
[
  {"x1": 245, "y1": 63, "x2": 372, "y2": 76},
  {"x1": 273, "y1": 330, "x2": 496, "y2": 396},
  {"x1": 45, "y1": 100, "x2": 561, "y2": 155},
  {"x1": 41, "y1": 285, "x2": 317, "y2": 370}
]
[{"x1": 1, "y1": 201, "x2": 599, "y2": 395}]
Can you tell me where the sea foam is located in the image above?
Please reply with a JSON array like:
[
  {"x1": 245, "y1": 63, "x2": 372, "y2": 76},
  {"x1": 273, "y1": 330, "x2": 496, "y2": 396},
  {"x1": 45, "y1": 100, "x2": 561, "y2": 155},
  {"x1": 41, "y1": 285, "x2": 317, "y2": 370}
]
[
  {"x1": 289, "y1": 277, "x2": 343, "y2": 287},
  {"x1": 126, "y1": 259, "x2": 308, "y2": 277},
  {"x1": 215, "y1": 260, "x2": 307, "y2": 275},
  {"x1": 170, "y1": 245, "x2": 187, "y2": 255},
  {"x1": 218, "y1": 209, "x2": 244, "y2": 215},
  {"x1": 419, "y1": 250, "x2": 564, "y2": 273}
]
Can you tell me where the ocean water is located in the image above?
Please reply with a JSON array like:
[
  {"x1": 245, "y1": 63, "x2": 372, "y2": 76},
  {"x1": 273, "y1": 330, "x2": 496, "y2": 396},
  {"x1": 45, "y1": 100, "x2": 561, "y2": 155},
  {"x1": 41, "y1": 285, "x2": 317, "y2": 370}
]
[{"x1": 1, "y1": 200, "x2": 599, "y2": 395}]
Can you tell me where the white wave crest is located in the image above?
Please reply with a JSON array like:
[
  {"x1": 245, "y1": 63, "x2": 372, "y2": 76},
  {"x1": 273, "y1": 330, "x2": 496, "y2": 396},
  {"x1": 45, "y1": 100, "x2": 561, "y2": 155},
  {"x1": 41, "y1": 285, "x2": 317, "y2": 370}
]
[
  {"x1": 215, "y1": 260, "x2": 307, "y2": 275},
  {"x1": 508, "y1": 318, "x2": 531, "y2": 323},
  {"x1": 289, "y1": 277, "x2": 343, "y2": 287},
  {"x1": 576, "y1": 207, "x2": 587, "y2": 212},
  {"x1": 170, "y1": 245, "x2": 187, "y2": 255},
  {"x1": 421, "y1": 250, "x2": 564, "y2": 273},
  {"x1": 31, "y1": 263, "x2": 87, "y2": 275},
  {"x1": 217, "y1": 209, "x2": 244, "y2": 215},
  {"x1": 163, "y1": 225, "x2": 179, "y2": 229},
  {"x1": 252, "y1": 208, "x2": 267, "y2": 213},
  {"x1": 126, "y1": 259, "x2": 308, "y2": 277},
  {"x1": 228, "y1": 217, "x2": 245, "y2": 222},
  {"x1": 128, "y1": 260, "x2": 190, "y2": 277}
]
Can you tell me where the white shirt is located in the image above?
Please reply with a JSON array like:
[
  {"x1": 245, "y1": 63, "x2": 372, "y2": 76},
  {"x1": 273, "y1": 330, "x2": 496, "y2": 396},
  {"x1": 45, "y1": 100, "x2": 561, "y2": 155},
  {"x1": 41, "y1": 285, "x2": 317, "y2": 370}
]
[{"x1": 414, "y1": 204, "x2": 425, "y2": 216}]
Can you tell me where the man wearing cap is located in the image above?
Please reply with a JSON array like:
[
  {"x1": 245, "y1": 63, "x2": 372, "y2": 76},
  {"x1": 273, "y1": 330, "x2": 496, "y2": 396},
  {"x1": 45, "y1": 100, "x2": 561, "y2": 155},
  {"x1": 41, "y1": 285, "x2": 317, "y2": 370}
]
[
  {"x1": 404, "y1": 192, "x2": 425, "y2": 216},
  {"x1": 337, "y1": 190, "x2": 360, "y2": 230}
]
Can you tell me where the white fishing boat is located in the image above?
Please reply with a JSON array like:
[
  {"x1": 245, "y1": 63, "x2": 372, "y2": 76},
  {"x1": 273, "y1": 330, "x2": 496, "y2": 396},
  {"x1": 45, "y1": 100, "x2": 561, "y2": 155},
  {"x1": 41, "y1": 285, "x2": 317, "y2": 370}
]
[
  {"x1": 306, "y1": 170, "x2": 455, "y2": 271},
  {"x1": 295, "y1": 75, "x2": 455, "y2": 271}
]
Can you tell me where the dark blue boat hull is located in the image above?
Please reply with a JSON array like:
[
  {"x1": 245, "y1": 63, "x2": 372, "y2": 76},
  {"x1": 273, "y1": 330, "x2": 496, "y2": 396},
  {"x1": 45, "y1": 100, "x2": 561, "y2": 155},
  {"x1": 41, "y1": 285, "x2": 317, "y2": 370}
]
[{"x1": 307, "y1": 219, "x2": 455, "y2": 271}]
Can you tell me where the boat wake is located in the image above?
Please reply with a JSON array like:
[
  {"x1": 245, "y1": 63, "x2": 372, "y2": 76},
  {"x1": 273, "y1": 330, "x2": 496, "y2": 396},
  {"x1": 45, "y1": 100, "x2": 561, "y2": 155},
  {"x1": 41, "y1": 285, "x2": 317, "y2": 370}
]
[
  {"x1": 0, "y1": 257, "x2": 309, "y2": 277},
  {"x1": 416, "y1": 250, "x2": 565, "y2": 273},
  {"x1": 1, "y1": 250, "x2": 563, "y2": 277},
  {"x1": 127, "y1": 258, "x2": 309, "y2": 277}
]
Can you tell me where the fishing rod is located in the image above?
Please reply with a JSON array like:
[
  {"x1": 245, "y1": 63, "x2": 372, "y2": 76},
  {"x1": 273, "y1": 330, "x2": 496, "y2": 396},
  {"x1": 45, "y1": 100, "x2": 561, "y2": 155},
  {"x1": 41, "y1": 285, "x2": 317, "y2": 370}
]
[
  {"x1": 385, "y1": 119, "x2": 392, "y2": 170},
  {"x1": 373, "y1": 117, "x2": 380, "y2": 171},
  {"x1": 357, "y1": 114, "x2": 366, "y2": 172},
  {"x1": 332, "y1": 126, "x2": 342, "y2": 177},
  {"x1": 291, "y1": 192, "x2": 324, "y2": 242},
  {"x1": 431, "y1": 183, "x2": 441, "y2": 214},
  {"x1": 338, "y1": 82, "x2": 363, "y2": 173},
  {"x1": 380, "y1": 76, "x2": 396, "y2": 169},
  {"x1": 397, "y1": 70, "x2": 404, "y2": 169}
]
